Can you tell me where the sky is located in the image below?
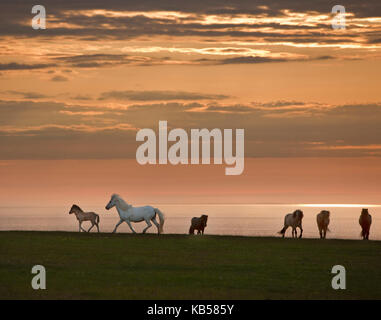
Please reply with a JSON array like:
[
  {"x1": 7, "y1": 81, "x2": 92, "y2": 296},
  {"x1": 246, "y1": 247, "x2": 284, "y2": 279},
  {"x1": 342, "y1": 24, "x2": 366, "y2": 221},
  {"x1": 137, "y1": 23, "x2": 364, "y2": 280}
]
[{"x1": 0, "y1": 0, "x2": 381, "y2": 207}]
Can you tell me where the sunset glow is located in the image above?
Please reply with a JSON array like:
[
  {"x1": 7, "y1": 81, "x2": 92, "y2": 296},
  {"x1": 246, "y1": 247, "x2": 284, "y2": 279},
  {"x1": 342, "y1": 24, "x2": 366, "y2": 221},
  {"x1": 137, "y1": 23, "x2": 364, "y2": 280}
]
[
  {"x1": 298, "y1": 204, "x2": 381, "y2": 208},
  {"x1": 1, "y1": 0, "x2": 381, "y2": 208}
]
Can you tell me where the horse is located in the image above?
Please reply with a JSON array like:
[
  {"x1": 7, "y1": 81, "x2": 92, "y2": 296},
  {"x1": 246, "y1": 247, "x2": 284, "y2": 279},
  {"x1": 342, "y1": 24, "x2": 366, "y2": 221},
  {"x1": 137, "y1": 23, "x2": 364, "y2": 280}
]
[
  {"x1": 189, "y1": 215, "x2": 208, "y2": 235},
  {"x1": 316, "y1": 210, "x2": 330, "y2": 239},
  {"x1": 69, "y1": 204, "x2": 100, "y2": 232},
  {"x1": 359, "y1": 208, "x2": 372, "y2": 240},
  {"x1": 278, "y1": 209, "x2": 304, "y2": 238},
  {"x1": 105, "y1": 194, "x2": 165, "y2": 234}
]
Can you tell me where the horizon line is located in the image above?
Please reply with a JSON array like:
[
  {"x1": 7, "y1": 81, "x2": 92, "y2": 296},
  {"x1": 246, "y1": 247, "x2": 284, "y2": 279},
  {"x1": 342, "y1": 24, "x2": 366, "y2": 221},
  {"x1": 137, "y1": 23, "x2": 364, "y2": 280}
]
[{"x1": 1, "y1": 203, "x2": 380, "y2": 208}]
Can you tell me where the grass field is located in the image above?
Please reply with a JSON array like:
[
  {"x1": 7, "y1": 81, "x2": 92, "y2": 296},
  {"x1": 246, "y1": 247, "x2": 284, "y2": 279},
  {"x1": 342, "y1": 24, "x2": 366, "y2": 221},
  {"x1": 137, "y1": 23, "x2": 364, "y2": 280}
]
[{"x1": 1, "y1": 231, "x2": 381, "y2": 299}]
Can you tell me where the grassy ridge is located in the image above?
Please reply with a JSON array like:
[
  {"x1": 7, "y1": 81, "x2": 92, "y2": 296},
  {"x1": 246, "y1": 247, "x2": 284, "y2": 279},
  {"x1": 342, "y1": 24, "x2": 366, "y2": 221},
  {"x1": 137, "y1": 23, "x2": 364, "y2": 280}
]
[{"x1": 0, "y1": 231, "x2": 381, "y2": 299}]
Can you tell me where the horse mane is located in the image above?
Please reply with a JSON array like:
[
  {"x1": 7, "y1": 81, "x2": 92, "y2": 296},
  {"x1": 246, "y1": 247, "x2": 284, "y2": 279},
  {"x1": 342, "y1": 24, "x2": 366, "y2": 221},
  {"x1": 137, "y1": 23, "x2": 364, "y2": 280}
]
[{"x1": 112, "y1": 194, "x2": 131, "y2": 211}]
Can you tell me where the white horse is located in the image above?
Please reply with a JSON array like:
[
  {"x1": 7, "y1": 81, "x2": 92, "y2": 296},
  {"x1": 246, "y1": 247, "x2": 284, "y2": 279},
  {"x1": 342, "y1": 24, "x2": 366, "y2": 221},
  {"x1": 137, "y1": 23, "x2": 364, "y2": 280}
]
[
  {"x1": 278, "y1": 209, "x2": 304, "y2": 238},
  {"x1": 105, "y1": 194, "x2": 165, "y2": 234}
]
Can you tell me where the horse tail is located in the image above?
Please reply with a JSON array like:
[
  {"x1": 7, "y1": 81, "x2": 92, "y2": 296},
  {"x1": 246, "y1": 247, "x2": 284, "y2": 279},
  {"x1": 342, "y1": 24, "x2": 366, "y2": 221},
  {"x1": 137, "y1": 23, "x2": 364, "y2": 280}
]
[
  {"x1": 278, "y1": 227, "x2": 286, "y2": 235},
  {"x1": 189, "y1": 226, "x2": 194, "y2": 234},
  {"x1": 154, "y1": 208, "x2": 165, "y2": 234}
]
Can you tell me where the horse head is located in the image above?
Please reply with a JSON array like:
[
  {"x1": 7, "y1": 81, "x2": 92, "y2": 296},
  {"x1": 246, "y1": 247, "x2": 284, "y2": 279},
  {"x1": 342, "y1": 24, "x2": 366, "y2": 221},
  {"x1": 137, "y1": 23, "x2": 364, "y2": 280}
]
[
  {"x1": 361, "y1": 208, "x2": 369, "y2": 216},
  {"x1": 293, "y1": 209, "x2": 304, "y2": 220},
  {"x1": 201, "y1": 214, "x2": 208, "y2": 226},
  {"x1": 106, "y1": 194, "x2": 130, "y2": 211},
  {"x1": 105, "y1": 194, "x2": 118, "y2": 210},
  {"x1": 69, "y1": 204, "x2": 80, "y2": 214},
  {"x1": 321, "y1": 210, "x2": 330, "y2": 217}
]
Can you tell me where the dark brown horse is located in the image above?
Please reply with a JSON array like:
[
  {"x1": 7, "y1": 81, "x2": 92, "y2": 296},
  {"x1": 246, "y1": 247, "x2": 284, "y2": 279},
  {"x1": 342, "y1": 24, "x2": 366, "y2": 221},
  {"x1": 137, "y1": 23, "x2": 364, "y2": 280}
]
[
  {"x1": 189, "y1": 215, "x2": 208, "y2": 235},
  {"x1": 359, "y1": 208, "x2": 372, "y2": 240}
]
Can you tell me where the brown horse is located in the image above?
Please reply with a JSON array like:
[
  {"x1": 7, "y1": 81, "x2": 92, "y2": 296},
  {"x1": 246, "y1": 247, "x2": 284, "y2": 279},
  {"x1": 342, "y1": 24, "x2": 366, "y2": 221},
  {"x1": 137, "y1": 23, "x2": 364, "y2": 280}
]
[
  {"x1": 316, "y1": 210, "x2": 330, "y2": 239},
  {"x1": 359, "y1": 208, "x2": 372, "y2": 240},
  {"x1": 69, "y1": 204, "x2": 100, "y2": 232},
  {"x1": 189, "y1": 215, "x2": 208, "y2": 235}
]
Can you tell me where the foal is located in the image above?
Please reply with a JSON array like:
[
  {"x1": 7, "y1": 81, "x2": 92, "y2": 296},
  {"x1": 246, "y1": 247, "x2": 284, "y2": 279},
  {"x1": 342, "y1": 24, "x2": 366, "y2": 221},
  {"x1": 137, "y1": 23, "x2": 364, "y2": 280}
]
[{"x1": 69, "y1": 204, "x2": 100, "y2": 232}]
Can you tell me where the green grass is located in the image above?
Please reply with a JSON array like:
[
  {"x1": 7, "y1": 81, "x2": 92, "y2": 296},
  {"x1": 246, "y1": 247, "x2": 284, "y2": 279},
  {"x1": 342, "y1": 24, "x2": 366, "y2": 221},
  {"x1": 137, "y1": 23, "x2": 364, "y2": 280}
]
[{"x1": 1, "y1": 231, "x2": 381, "y2": 299}]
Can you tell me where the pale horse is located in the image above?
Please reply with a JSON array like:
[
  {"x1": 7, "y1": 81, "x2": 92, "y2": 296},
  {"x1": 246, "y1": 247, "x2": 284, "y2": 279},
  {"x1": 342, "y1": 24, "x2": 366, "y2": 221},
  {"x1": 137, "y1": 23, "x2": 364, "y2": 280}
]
[
  {"x1": 316, "y1": 210, "x2": 330, "y2": 239},
  {"x1": 105, "y1": 194, "x2": 165, "y2": 234},
  {"x1": 278, "y1": 209, "x2": 304, "y2": 238}
]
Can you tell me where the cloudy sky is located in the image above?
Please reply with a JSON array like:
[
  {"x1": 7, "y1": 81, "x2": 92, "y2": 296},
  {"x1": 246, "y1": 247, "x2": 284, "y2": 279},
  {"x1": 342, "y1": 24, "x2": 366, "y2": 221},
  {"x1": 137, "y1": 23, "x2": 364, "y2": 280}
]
[{"x1": 0, "y1": 0, "x2": 381, "y2": 206}]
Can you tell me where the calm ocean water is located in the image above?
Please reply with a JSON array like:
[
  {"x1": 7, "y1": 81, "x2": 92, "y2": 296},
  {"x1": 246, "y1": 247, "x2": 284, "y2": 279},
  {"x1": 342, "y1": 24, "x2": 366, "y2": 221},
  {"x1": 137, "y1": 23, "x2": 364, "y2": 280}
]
[{"x1": 0, "y1": 204, "x2": 379, "y2": 240}]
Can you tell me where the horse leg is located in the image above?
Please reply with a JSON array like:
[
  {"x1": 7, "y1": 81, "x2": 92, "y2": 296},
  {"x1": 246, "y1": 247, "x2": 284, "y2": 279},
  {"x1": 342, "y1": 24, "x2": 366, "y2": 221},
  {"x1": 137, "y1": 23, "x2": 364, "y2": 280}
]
[
  {"x1": 88, "y1": 223, "x2": 95, "y2": 232},
  {"x1": 142, "y1": 220, "x2": 152, "y2": 234},
  {"x1": 126, "y1": 220, "x2": 137, "y2": 234},
  {"x1": 96, "y1": 222, "x2": 100, "y2": 233},
  {"x1": 292, "y1": 228, "x2": 296, "y2": 238},
  {"x1": 79, "y1": 221, "x2": 87, "y2": 232},
  {"x1": 112, "y1": 219, "x2": 124, "y2": 233},
  {"x1": 151, "y1": 217, "x2": 160, "y2": 234},
  {"x1": 280, "y1": 225, "x2": 288, "y2": 238},
  {"x1": 299, "y1": 226, "x2": 303, "y2": 239}
]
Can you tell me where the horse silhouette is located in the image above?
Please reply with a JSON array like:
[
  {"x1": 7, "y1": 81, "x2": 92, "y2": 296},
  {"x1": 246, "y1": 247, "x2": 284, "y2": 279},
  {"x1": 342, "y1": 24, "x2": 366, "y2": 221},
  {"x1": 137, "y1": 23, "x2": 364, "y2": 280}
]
[
  {"x1": 359, "y1": 208, "x2": 372, "y2": 240},
  {"x1": 278, "y1": 210, "x2": 304, "y2": 238},
  {"x1": 316, "y1": 210, "x2": 330, "y2": 239},
  {"x1": 189, "y1": 215, "x2": 208, "y2": 235}
]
